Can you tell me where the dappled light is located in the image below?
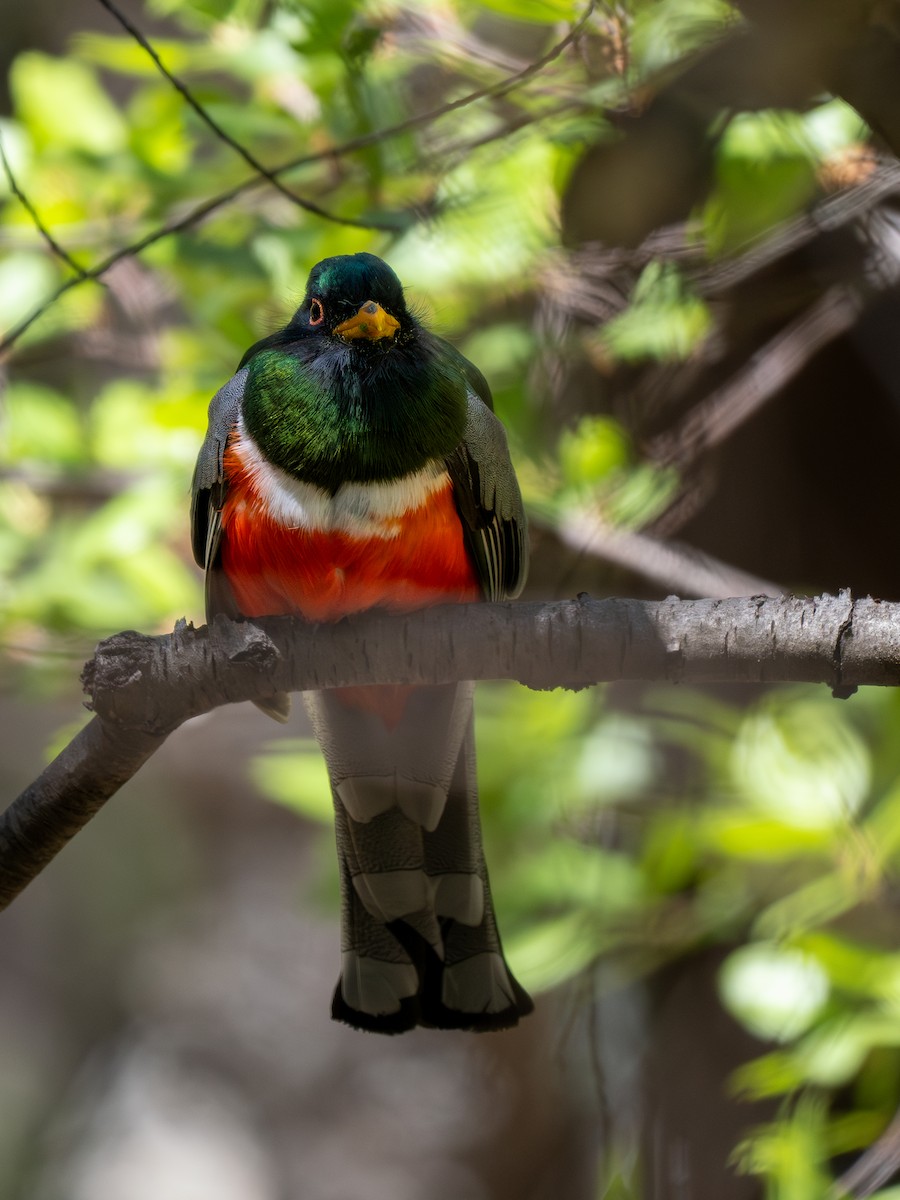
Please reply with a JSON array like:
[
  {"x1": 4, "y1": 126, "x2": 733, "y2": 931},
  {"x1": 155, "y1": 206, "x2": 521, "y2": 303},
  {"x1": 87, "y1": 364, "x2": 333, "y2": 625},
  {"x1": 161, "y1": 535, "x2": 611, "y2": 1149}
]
[{"x1": 5, "y1": 0, "x2": 900, "y2": 1196}]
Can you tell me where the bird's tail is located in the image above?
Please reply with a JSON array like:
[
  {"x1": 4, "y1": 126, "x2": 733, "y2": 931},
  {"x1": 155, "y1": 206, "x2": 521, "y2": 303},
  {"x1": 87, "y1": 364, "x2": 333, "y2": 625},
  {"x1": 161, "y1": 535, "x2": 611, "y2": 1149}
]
[{"x1": 303, "y1": 683, "x2": 533, "y2": 1033}]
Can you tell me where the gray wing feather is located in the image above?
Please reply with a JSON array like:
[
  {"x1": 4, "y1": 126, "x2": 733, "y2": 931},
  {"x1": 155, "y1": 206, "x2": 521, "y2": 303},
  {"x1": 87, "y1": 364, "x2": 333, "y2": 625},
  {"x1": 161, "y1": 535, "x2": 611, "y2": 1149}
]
[
  {"x1": 190, "y1": 367, "x2": 248, "y2": 570},
  {"x1": 190, "y1": 367, "x2": 249, "y2": 622},
  {"x1": 446, "y1": 390, "x2": 528, "y2": 602}
]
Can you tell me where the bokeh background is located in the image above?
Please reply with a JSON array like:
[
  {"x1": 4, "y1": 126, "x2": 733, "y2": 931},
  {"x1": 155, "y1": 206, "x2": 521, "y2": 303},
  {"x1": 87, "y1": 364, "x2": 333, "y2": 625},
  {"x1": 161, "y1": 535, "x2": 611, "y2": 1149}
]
[{"x1": 5, "y1": 2, "x2": 900, "y2": 1197}]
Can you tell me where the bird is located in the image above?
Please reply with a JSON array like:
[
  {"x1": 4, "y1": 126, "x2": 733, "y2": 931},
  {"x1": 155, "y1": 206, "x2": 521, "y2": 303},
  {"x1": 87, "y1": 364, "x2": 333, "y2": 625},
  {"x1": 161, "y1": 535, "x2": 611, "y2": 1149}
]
[{"x1": 191, "y1": 251, "x2": 533, "y2": 1033}]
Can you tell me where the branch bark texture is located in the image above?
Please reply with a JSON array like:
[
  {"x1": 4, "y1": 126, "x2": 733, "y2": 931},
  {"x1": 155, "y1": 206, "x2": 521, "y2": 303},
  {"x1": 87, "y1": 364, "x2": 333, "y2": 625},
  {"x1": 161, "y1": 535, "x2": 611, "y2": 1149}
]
[{"x1": 2, "y1": 591, "x2": 897, "y2": 909}]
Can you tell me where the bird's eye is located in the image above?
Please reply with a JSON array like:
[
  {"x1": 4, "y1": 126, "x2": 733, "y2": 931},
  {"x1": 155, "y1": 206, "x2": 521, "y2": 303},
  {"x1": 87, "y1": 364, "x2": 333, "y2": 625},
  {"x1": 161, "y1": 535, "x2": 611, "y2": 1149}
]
[{"x1": 309, "y1": 298, "x2": 325, "y2": 326}]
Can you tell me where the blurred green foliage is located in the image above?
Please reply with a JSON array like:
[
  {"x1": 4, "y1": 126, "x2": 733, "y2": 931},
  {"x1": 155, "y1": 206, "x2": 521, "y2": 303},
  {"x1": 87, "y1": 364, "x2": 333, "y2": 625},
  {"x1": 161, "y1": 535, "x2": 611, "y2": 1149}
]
[{"x1": 1, "y1": 0, "x2": 895, "y2": 1195}]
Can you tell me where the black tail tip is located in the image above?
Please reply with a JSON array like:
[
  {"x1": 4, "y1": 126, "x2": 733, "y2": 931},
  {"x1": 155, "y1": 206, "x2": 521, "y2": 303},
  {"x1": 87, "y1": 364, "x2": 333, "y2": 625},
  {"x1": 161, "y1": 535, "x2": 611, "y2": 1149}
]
[
  {"x1": 332, "y1": 922, "x2": 534, "y2": 1034},
  {"x1": 331, "y1": 974, "x2": 534, "y2": 1036}
]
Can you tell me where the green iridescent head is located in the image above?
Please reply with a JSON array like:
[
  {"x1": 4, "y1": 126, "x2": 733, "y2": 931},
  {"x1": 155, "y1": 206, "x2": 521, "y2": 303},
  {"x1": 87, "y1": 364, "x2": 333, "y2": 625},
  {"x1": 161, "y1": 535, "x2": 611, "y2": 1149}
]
[
  {"x1": 240, "y1": 253, "x2": 469, "y2": 489},
  {"x1": 296, "y1": 253, "x2": 409, "y2": 342}
]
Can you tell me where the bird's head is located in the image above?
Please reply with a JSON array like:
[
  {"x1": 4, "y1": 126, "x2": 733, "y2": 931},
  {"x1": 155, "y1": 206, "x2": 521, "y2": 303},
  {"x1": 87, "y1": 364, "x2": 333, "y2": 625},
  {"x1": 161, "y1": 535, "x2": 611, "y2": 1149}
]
[{"x1": 296, "y1": 252, "x2": 409, "y2": 347}]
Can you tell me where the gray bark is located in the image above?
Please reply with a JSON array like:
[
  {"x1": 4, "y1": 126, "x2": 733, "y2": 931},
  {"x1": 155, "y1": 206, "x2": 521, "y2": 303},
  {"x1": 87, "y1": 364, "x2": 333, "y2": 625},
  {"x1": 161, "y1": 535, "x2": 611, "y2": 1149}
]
[{"x1": 2, "y1": 590, "x2": 897, "y2": 909}]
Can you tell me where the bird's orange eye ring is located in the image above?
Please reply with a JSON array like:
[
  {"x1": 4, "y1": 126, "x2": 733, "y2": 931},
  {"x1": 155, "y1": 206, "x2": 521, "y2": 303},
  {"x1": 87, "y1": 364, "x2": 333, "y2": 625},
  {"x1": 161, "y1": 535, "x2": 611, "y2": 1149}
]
[{"x1": 309, "y1": 298, "x2": 325, "y2": 326}]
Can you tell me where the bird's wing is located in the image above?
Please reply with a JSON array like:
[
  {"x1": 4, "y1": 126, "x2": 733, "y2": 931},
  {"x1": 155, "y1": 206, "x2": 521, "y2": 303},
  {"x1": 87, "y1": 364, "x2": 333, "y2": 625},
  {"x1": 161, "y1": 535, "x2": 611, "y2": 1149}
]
[
  {"x1": 190, "y1": 367, "x2": 248, "y2": 621},
  {"x1": 446, "y1": 388, "x2": 528, "y2": 602},
  {"x1": 432, "y1": 335, "x2": 495, "y2": 413}
]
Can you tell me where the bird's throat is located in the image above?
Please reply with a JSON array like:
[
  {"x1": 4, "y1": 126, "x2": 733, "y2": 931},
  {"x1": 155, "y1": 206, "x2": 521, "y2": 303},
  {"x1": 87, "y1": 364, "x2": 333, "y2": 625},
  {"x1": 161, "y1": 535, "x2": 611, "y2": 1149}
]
[{"x1": 242, "y1": 342, "x2": 467, "y2": 492}]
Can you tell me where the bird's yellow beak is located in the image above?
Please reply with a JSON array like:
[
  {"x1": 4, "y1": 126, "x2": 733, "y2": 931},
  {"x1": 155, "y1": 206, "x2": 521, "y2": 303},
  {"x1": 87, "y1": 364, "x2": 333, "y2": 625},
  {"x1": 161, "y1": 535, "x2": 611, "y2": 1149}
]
[{"x1": 333, "y1": 301, "x2": 400, "y2": 341}]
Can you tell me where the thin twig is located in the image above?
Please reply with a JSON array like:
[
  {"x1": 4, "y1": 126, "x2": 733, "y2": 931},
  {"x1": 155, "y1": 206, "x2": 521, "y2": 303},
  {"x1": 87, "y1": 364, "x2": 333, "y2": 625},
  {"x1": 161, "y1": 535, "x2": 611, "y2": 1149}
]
[
  {"x1": 0, "y1": 136, "x2": 88, "y2": 278},
  {"x1": 0, "y1": 1, "x2": 594, "y2": 358},
  {"x1": 835, "y1": 1105, "x2": 900, "y2": 1197},
  {"x1": 428, "y1": 96, "x2": 592, "y2": 165},
  {"x1": 553, "y1": 510, "x2": 783, "y2": 599},
  {"x1": 645, "y1": 285, "x2": 864, "y2": 470},
  {"x1": 94, "y1": 0, "x2": 399, "y2": 233}
]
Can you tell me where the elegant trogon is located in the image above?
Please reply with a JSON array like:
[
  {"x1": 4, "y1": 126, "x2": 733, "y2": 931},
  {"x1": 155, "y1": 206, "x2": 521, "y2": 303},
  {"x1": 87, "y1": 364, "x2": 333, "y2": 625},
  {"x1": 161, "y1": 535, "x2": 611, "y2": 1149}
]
[{"x1": 191, "y1": 252, "x2": 532, "y2": 1033}]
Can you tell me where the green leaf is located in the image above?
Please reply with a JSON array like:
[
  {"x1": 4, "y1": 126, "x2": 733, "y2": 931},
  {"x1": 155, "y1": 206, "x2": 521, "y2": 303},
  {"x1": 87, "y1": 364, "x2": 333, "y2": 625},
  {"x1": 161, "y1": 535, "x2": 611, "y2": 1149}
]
[
  {"x1": 642, "y1": 811, "x2": 700, "y2": 893},
  {"x1": 1, "y1": 383, "x2": 85, "y2": 466},
  {"x1": 802, "y1": 98, "x2": 869, "y2": 157},
  {"x1": 599, "y1": 262, "x2": 712, "y2": 363},
  {"x1": 704, "y1": 110, "x2": 821, "y2": 255},
  {"x1": 251, "y1": 739, "x2": 333, "y2": 824},
  {"x1": 700, "y1": 811, "x2": 831, "y2": 859},
  {"x1": 753, "y1": 873, "x2": 866, "y2": 942},
  {"x1": 0, "y1": 254, "x2": 57, "y2": 331},
  {"x1": 127, "y1": 85, "x2": 193, "y2": 175},
  {"x1": 90, "y1": 379, "x2": 201, "y2": 469},
  {"x1": 732, "y1": 1094, "x2": 834, "y2": 1199},
  {"x1": 468, "y1": 0, "x2": 581, "y2": 21},
  {"x1": 792, "y1": 932, "x2": 892, "y2": 996},
  {"x1": 0, "y1": 119, "x2": 30, "y2": 200},
  {"x1": 797, "y1": 1015, "x2": 900, "y2": 1087},
  {"x1": 504, "y1": 840, "x2": 645, "y2": 914},
  {"x1": 9, "y1": 53, "x2": 127, "y2": 155},
  {"x1": 601, "y1": 462, "x2": 681, "y2": 527},
  {"x1": 731, "y1": 696, "x2": 871, "y2": 830},
  {"x1": 631, "y1": 0, "x2": 736, "y2": 74},
  {"x1": 731, "y1": 1050, "x2": 806, "y2": 1099},
  {"x1": 458, "y1": 323, "x2": 535, "y2": 386},
  {"x1": 558, "y1": 416, "x2": 631, "y2": 486}
]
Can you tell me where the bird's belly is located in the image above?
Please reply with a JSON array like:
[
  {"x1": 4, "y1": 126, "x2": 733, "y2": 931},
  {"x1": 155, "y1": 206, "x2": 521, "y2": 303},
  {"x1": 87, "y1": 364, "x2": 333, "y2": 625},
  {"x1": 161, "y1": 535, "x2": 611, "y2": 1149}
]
[{"x1": 219, "y1": 439, "x2": 479, "y2": 622}]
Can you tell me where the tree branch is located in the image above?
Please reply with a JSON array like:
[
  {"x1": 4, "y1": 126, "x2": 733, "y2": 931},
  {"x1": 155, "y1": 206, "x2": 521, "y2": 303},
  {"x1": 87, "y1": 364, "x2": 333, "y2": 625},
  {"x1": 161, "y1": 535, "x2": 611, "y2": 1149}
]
[
  {"x1": 0, "y1": 716, "x2": 167, "y2": 906},
  {"x1": 3, "y1": 591, "x2": 899, "y2": 910}
]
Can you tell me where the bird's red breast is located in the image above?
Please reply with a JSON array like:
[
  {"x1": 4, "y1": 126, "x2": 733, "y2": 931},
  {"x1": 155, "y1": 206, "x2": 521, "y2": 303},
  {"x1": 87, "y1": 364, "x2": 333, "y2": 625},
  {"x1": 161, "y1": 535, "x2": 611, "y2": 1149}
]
[
  {"x1": 218, "y1": 432, "x2": 479, "y2": 723},
  {"x1": 219, "y1": 434, "x2": 479, "y2": 620}
]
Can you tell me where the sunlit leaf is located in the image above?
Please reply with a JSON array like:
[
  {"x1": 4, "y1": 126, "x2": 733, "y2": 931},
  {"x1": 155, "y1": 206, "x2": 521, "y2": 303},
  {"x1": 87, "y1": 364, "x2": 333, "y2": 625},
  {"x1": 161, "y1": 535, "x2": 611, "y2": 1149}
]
[
  {"x1": 792, "y1": 931, "x2": 890, "y2": 996},
  {"x1": 631, "y1": 0, "x2": 736, "y2": 73},
  {"x1": 465, "y1": 0, "x2": 581, "y2": 23},
  {"x1": 9, "y1": 53, "x2": 128, "y2": 155},
  {"x1": 599, "y1": 262, "x2": 712, "y2": 363},
  {"x1": 575, "y1": 714, "x2": 659, "y2": 806},
  {"x1": 90, "y1": 380, "x2": 205, "y2": 469},
  {"x1": 720, "y1": 943, "x2": 830, "y2": 1042},
  {"x1": 732, "y1": 1095, "x2": 835, "y2": 1200},
  {"x1": 128, "y1": 85, "x2": 194, "y2": 174},
  {"x1": 0, "y1": 119, "x2": 31, "y2": 200},
  {"x1": 0, "y1": 253, "x2": 58, "y2": 330},
  {"x1": 700, "y1": 811, "x2": 831, "y2": 859},
  {"x1": 731, "y1": 695, "x2": 871, "y2": 830},
  {"x1": 704, "y1": 110, "x2": 822, "y2": 254},
  {"x1": 753, "y1": 873, "x2": 866, "y2": 942},
  {"x1": 559, "y1": 416, "x2": 631, "y2": 486},
  {"x1": 504, "y1": 839, "x2": 646, "y2": 914},
  {"x1": 797, "y1": 1014, "x2": 900, "y2": 1086}
]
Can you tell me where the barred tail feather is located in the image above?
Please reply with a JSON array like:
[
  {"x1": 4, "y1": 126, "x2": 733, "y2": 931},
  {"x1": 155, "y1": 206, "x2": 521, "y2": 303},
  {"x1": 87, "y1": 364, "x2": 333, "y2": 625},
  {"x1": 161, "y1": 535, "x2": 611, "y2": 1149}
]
[{"x1": 305, "y1": 685, "x2": 533, "y2": 1033}]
